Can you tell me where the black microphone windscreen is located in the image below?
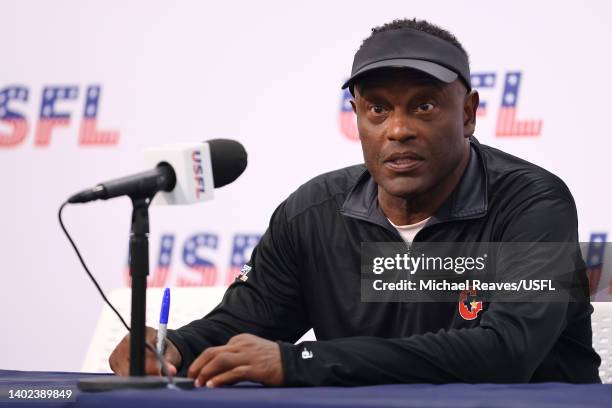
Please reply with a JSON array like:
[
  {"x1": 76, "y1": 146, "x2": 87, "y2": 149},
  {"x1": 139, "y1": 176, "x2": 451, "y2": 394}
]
[{"x1": 206, "y1": 139, "x2": 248, "y2": 188}]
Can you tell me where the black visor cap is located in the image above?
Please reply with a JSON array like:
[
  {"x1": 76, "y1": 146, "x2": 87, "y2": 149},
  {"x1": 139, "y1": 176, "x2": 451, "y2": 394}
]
[{"x1": 343, "y1": 27, "x2": 471, "y2": 92}]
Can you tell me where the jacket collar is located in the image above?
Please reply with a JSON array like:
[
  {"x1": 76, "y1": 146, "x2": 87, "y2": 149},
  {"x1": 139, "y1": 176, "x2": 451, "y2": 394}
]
[{"x1": 340, "y1": 136, "x2": 488, "y2": 232}]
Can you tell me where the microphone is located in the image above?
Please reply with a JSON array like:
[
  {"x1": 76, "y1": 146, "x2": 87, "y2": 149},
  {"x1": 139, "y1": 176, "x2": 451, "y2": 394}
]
[{"x1": 68, "y1": 139, "x2": 247, "y2": 205}]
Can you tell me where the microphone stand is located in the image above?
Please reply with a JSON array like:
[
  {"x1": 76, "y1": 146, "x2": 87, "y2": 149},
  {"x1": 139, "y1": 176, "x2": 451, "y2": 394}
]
[
  {"x1": 128, "y1": 196, "x2": 150, "y2": 377},
  {"x1": 78, "y1": 195, "x2": 193, "y2": 391}
]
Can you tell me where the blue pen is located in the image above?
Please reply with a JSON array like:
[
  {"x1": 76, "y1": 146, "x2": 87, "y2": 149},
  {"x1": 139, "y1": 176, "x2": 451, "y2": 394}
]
[{"x1": 156, "y1": 288, "x2": 171, "y2": 356}]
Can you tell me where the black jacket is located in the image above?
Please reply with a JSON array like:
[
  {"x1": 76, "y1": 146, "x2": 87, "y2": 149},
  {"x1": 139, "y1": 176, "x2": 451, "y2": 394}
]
[{"x1": 167, "y1": 137, "x2": 601, "y2": 385}]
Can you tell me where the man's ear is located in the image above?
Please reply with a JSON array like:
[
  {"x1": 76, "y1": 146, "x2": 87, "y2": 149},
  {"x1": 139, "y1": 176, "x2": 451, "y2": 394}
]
[
  {"x1": 350, "y1": 85, "x2": 359, "y2": 114},
  {"x1": 464, "y1": 89, "x2": 479, "y2": 137}
]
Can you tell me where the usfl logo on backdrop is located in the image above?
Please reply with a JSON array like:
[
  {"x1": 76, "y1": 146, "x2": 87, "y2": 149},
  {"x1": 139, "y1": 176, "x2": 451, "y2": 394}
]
[
  {"x1": 124, "y1": 232, "x2": 262, "y2": 288},
  {"x1": 125, "y1": 231, "x2": 611, "y2": 290},
  {"x1": 338, "y1": 71, "x2": 543, "y2": 141},
  {"x1": 0, "y1": 84, "x2": 119, "y2": 148}
]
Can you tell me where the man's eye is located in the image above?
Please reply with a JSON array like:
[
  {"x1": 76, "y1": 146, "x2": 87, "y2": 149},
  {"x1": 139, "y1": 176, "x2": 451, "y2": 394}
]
[
  {"x1": 417, "y1": 103, "x2": 435, "y2": 112},
  {"x1": 369, "y1": 105, "x2": 386, "y2": 115}
]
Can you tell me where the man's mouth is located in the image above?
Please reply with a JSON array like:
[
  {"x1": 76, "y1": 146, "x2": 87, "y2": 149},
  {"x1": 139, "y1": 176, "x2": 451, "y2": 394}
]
[{"x1": 383, "y1": 153, "x2": 424, "y2": 172}]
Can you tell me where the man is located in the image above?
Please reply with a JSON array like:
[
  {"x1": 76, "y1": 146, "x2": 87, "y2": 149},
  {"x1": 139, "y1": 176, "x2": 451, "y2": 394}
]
[{"x1": 109, "y1": 18, "x2": 601, "y2": 386}]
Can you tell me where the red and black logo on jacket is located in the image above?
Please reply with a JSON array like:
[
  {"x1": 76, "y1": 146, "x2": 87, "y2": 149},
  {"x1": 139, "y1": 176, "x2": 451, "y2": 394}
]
[{"x1": 458, "y1": 289, "x2": 483, "y2": 320}]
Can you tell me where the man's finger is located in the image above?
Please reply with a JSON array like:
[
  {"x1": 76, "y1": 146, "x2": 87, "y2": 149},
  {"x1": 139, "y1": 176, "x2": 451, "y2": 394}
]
[
  {"x1": 154, "y1": 360, "x2": 178, "y2": 377},
  {"x1": 188, "y1": 346, "x2": 217, "y2": 378},
  {"x1": 194, "y1": 352, "x2": 246, "y2": 387},
  {"x1": 187, "y1": 345, "x2": 234, "y2": 378},
  {"x1": 207, "y1": 366, "x2": 251, "y2": 388},
  {"x1": 109, "y1": 335, "x2": 131, "y2": 376},
  {"x1": 165, "y1": 362, "x2": 177, "y2": 376},
  {"x1": 109, "y1": 355, "x2": 128, "y2": 376}
]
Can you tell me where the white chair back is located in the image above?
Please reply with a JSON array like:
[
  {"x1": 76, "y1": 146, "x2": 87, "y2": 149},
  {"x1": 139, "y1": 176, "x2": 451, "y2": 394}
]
[{"x1": 592, "y1": 301, "x2": 612, "y2": 383}]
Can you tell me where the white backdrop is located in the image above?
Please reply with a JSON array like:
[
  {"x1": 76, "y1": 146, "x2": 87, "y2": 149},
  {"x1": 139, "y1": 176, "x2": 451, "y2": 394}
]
[{"x1": 1, "y1": 0, "x2": 611, "y2": 371}]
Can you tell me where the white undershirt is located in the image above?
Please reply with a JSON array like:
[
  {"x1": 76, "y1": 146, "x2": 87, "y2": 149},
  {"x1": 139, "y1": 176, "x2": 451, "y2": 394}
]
[{"x1": 388, "y1": 217, "x2": 431, "y2": 244}]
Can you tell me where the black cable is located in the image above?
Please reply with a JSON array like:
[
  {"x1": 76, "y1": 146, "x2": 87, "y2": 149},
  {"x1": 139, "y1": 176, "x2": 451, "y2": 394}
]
[
  {"x1": 58, "y1": 201, "x2": 175, "y2": 384},
  {"x1": 58, "y1": 201, "x2": 130, "y2": 331}
]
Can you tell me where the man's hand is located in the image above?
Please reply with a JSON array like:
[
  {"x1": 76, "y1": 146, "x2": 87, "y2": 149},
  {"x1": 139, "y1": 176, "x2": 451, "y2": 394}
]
[
  {"x1": 109, "y1": 326, "x2": 182, "y2": 376},
  {"x1": 187, "y1": 333, "x2": 283, "y2": 388}
]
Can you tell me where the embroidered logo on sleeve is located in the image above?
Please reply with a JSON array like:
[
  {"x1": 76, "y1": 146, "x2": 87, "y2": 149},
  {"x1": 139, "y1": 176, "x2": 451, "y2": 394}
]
[
  {"x1": 238, "y1": 264, "x2": 252, "y2": 282},
  {"x1": 301, "y1": 347, "x2": 314, "y2": 359}
]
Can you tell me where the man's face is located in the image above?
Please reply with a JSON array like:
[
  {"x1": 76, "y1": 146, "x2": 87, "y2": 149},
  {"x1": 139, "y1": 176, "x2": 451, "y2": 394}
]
[{"x1": 352, "y1": 68, "x2": 478, "y2": 201}]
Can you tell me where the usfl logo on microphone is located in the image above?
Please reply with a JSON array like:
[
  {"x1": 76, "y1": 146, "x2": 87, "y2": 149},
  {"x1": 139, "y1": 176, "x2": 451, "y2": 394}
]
[{"x1": 192, "y1": 150, "x2": 206, "y2": 198}]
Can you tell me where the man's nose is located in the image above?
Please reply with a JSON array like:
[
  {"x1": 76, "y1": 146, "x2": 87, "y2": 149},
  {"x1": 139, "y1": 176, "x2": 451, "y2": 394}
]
[{"x1": 386, "y1": 112, "x2": 417, "y2": 142}]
